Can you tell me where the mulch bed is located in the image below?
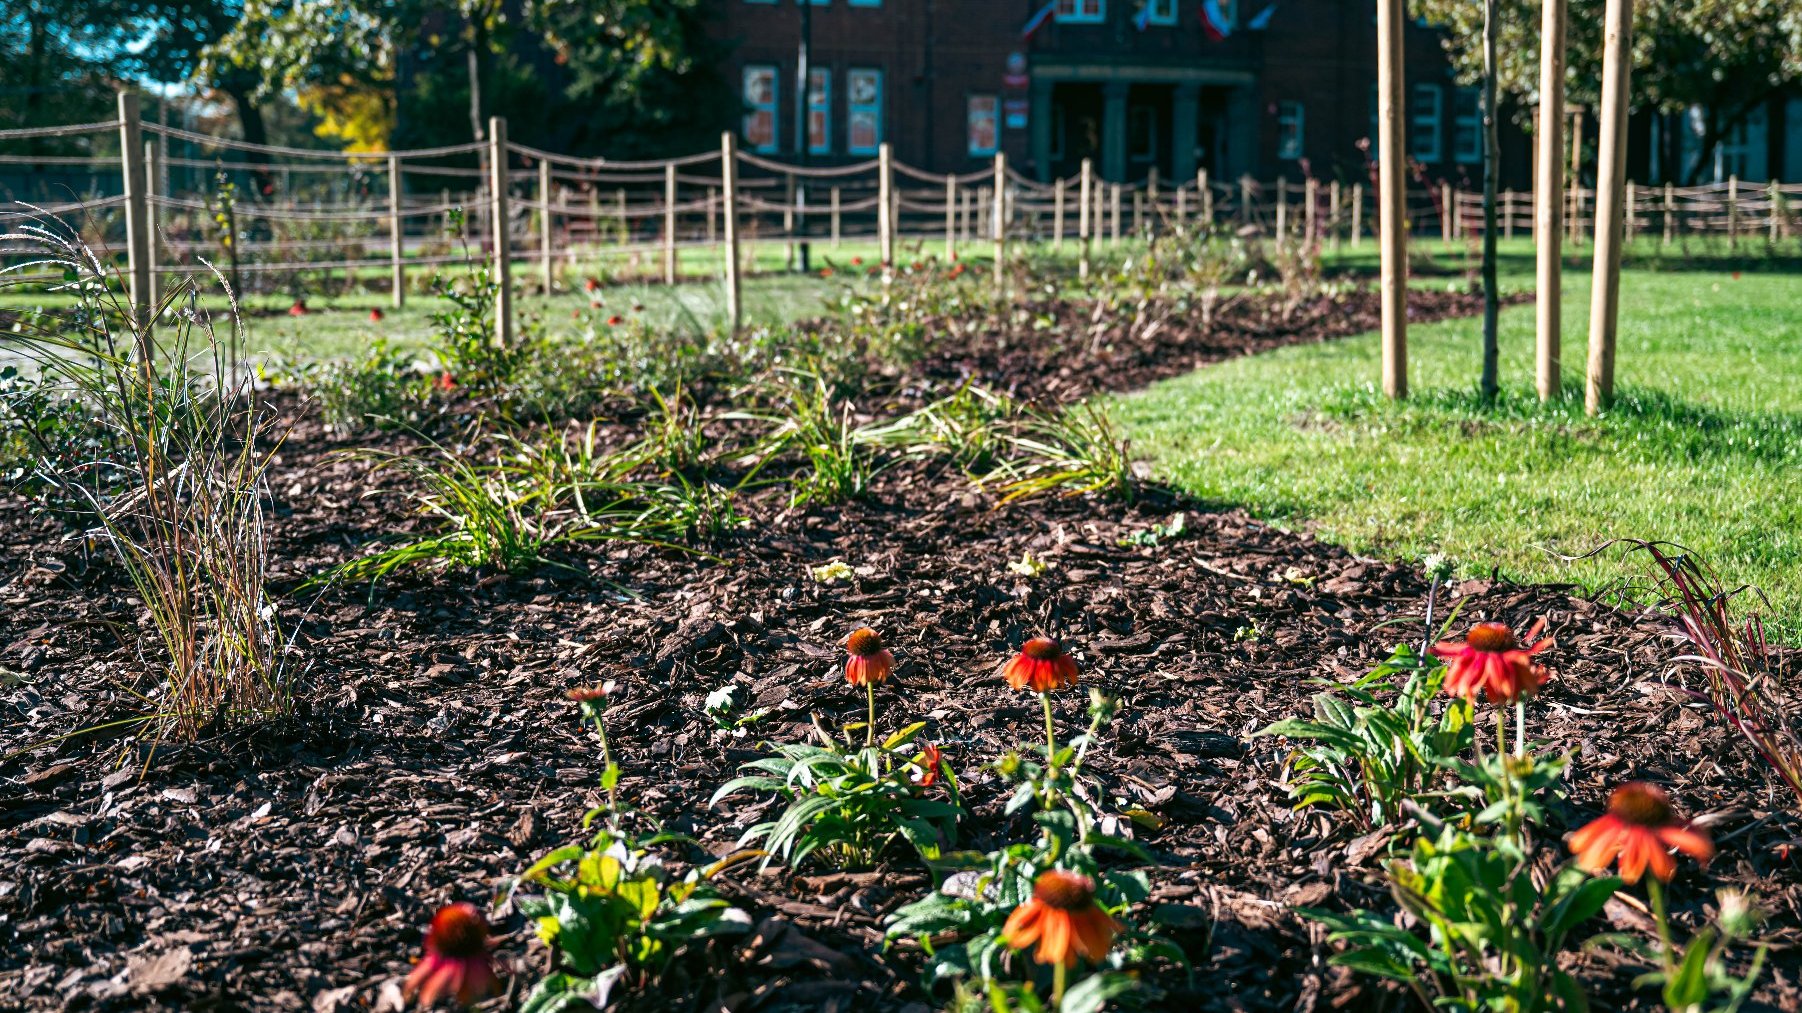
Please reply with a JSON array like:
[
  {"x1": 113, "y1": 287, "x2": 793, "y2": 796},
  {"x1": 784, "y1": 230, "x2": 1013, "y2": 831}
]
[{"x1": 2, "y1": 284, "x2": 1797, "y2": 1012}]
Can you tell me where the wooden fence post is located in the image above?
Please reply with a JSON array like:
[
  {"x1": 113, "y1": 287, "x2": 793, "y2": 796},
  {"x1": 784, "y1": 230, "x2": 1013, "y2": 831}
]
[
  {"x1": 615, "y1": 188, "x2": 628, "y2": 248},
  {"x1": 488, "y1": 116, "x2": 514, "y2": 346},
  {"x1": 1663, "y1": 180, "x2": 1675, "y2": 245},
  {"x1": 1079, "y1": 158, "x2": 1093, "y2": 278},
  {"x1": 1132, "y1": 189, "x2": 1144, "y2": 237},
  {"x1": 1175, "y1": 184, "x2": 1187, "y2": 226},
  {"x1": 663, "y1": 162, "x2": 678, "y2": 285},
  {"x1": 1240, "y1": 174, "x2": 1253, "y2": 225},
  {"x1": 1329, "y1": 179, "x2": 1342, "y2": 251},
  {"x1": 720, "y1": 132, "x2": 742, "y2": 333},
  {"x1": 1110, "y1": 184, "x2": 1122, "y2": 244},
  {"x1": 1199, "y1": 169, "x2": 1213, "y2": 230},
  {"x1": 942, "y1": 176, "x2": 955, "y2": 259},
  {"x1": 540, "y1": 158, "x2": 556, "y2": 295},
  {"x1": 1305, "y1": 177, "x2": 1319, "y2": 243},
  {"x1": 1440, "y1": 181, "x2": 1453, "y2": 243},
  {"x1": 831, "y1": 185, "x2": 842, "y2": 248},
  {"x1": 1351, "y1": 183, "x2": 1364, "y2": 246},
  {"x1": 1275, "y1": 177, "x2": 1288, "y2": 239},
  {"x1": 1535, "y1": 0, "x2": 1568, "y2": 401},
  {"x1": 143, "y1": 139, "x2": 160, "y2": 307},
  {"x1": 993, "y1": 151, "x2": 1008, "y2": 293},
  {"x1": 1503, "y1": 188, "x2": 1515, "y2": 239},
  {"x1": 1585, "y1": 0, "x2": 1632, "y2": 416},
  {"x1": 877, "y1": 142, "x2": 894, "y2": 267},
  {"x1": 388, "y1": 156, "x2": 405, "y2": 309},
  {"x1": 1377, "y1": 0, "x2": 1408, "y2": 399},
  {"x1": 1728, "y1": 175, "x2": 1740, "y2": 249},
  {"x1": 117, "y1": 91, "x2": 152, "y2": 352},
  {"x1": 707, "y1": 187, "x2": 718, "y2": 243},
  {"x1": 1625, "y1": 180, "x2": 1637, "y2": 241},
  {"x1": 1769, "y1": 179, "x2": 1781, "y2": 244},
  {"x1": 1053, "y1": 177, "x2": 1065, "y2": 250},
  {"x1": 1568, "y1": 105, "x2": 1585, "y2": 244},
  {"x1": 783, "y1": 175, "x2": 796, "y2": 269}
]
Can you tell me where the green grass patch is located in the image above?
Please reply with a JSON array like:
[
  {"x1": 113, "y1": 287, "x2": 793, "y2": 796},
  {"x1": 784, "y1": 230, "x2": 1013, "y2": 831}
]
[{"x1": 1114, "y1": 263, "x2": 1802, "y2": 639}]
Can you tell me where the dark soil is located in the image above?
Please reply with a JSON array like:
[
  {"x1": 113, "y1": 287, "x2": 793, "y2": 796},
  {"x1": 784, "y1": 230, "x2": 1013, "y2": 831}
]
[{"x1": 2, "y1": 285, "x2": 1797, "y2": 1013}]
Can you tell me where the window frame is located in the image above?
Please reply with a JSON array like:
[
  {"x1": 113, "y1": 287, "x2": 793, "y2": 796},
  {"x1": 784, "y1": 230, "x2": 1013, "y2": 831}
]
[
  {"x1": 1452, "y1": 87, "x2": 1482, "y2": 165},
  {"x1": 742, "y1": 64, "x2": 780, "y2": 154},
  {"x1": 1148, "y1": 0, "x2": 1178, "y2": 25},
  {"x1": 967, "y1": 94, "x2": 1000, "y2": 157},
  {"x1": 1410, "y1": 83, "x2": 1443, "y2": 164},
  {"x1": 1277, "y1": 101, "x2": 1305, "y2": 161},
  {"x1": 846, "y1": 67, "x2": 883, "y2": 155},
  {"x1": 807, "y1": 68, "x2": 832, "y2": 155},
  {"x1": 1055, "y1": 0, "x2": 1106, "y2": 24}
]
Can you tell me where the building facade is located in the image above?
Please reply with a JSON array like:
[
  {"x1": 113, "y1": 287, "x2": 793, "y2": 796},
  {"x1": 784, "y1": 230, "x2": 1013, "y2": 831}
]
[{"x1": 712, "y1": 0, "x2": 1798, "y2": 187}]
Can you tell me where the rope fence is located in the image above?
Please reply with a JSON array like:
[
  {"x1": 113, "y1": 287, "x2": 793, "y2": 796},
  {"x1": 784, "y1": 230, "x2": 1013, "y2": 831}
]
[{"x1": 3, "y1": 102, "x2": 1797, "y2": 337}]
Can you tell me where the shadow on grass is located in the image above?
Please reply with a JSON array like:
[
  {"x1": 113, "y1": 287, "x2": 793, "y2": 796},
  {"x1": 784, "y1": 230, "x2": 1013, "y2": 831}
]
[{"x1": 1309, "y1": 381, "x2": 1802, "y2": 468}]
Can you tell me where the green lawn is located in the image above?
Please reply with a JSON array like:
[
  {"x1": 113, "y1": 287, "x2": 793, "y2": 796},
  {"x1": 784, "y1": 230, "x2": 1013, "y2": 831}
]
[{"x1": 1113, "y1": 257, "x2": 1802, "y2": 638}]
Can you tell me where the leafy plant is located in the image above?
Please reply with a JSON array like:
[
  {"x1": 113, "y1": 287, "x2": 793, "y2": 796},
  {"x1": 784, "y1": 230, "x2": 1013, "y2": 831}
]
[
  {"x1": 710, "y1": 719, "x2": 962, "y2": 870},
  {"x1": 991, "y1": 400, "x2": 1136, "y2": 504},
  {"x1": 1303, "y1": 823, "x2": 1621, "y2": 1012},
  {"x1": 1257, "y1": 644, "x2": 1474, "y2": 830},
  {"x1": 267, "y1": 337, "x2": 429, "y2": 432}
]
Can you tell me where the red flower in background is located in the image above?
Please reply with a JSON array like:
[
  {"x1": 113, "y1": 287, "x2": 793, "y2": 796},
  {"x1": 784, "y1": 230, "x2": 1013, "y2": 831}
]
[
  {"x1": 845, "y1": 627, "x2": 894, "y2": 687},
  {"x1": 1432, "y1": 620, "x2": 1551, "y2": 704},
  {"x1": 584, "y1": 276, "x2": 601, "y2": 292},
  {"x1": 607, "y1": 315, "x2": 623, "y2": 326},
  {"x1": 851, "y1": 256, "x2": 863, "y2": 266},
  {"x1": 403, "y1": 903, "x2": 500, "y2": 1008},
  {"x1": 369, "y1": 308, "x2": 385, "y2": 322},
  {"x1": 1003, "y1": 870, "x2": 1118, "y2": 968},
  {"x1": 436, "y1": 372, "x2": 456, "y2": 391},
  {"x1": 913, "y1": 741, "x2": 945, "y2": 788},
  {"x1": 1568, "y1": 782, "x2": 1713, "y2": 884},
  {"x1": 1003, "y1": 638, "x2": 1079, "y2": 693},
  {"x1": 288, "y1": 299, "x2": 308, "y2": 317}
]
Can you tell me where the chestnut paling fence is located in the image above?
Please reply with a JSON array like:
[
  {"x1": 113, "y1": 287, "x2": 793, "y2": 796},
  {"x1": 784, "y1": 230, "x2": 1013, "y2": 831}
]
[{"x1": 3, "y1": 102, "x2": 1799, "y2": 329}]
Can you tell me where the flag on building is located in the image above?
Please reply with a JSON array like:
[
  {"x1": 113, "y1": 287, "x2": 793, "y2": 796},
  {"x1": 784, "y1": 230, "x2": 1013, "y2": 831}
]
[
  {"x1": 1200, "y1": 0, "x2": 1234, "y2": 40},
  {"x1": 1248, "y1": 4, "x2": 1278, "y2": 30},
  {"x1": 1021, "y1": 1, "x2": 1057, "y2": 38}
]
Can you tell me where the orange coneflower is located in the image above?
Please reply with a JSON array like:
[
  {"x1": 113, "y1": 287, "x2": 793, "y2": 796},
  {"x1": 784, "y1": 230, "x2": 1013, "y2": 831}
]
[
  {"x1": 1568, "y1": 782, "x2": 1713, "y2": 885},
  {"x1": 566, "y1": 681, "x2": 615, "y2": 705},
  {"x1": 607, "y1": 314, "x2": 623, "y2": 326},
  {"x1": 288, "y1": 299, "x2": 308, "y2": 317},
  {"x1": 845, "y1": 628, "x2": 893, "y2": 687},
  {"x1": 1432, "y1": 620, "x2": 1551, "y2": 705},
  {"x1": 912, "y1": 741, "x2": 945, "y2": 788},
  {"x1": 370, "y1": 308, "x2": 385, "y2": 323},
  {"x1": 435, "y1": 372, "x2": 456, "y2": 392},
  {"x1": 1003, "y1": 870, "x2": 1119, "y2": 969},
  {"x1": 1004, "y1": 637, "x2": 1079, "y2": 694},
  {"x1": 584, "y1": 276, "x2": 602, "y2": 292},
  {"x1": 403, "y1": 903, "x2": 500, "y2": 1009}
]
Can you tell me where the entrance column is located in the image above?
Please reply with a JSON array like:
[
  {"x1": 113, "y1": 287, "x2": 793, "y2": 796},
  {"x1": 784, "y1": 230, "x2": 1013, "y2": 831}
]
[
  {"x1": 1226, "y1": 83, "x2": 1258, "y2": 179},
  {"x1": 1172, "y1": 83, "x2": 1201, "y2": 183},
  {"x1": 1102, "y1": 81, "x2": 1130, "y2": 181},
  {"x1": 1030, "y1": 79, "x2": 1055, "y2": 182}
]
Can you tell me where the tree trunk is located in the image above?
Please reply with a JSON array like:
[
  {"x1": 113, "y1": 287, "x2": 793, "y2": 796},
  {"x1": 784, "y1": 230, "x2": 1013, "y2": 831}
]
[
  {"x1": 1479, "y1": 0, "x2": 1500, "y2": 401},
  {"x1": 222, "y1": 79, "x2": 275, "y2": 197}
]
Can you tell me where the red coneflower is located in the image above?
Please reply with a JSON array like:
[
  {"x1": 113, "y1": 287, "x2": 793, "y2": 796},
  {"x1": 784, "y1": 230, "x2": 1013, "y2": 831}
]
[
  {"x1": 590, "y1": 300, "x2": 603, "y2": 310},
  {"x1": 1003, "y1": 870, "x2": 1119, "y2": 970},
  {"x1": 403, "y1": 903, "x2": 500, "y2": 1009},
  {"x1": 436, "y1": 372, "x2": 456, "y2": 392},
  {"x1": 1004, "y1": 637, "x2": 1079, "y2": 694},
  {"x1": 288, "y1": 299, "x2": 308, "y2": 317},
  {"x1": 819, "y1": 267, "x2": 834, "y2": 278},
  {"x1": 1432, "y1": 620, "x2": 1551, "y2": 705},
  {"x1": 1568, "y1": 782, "x2": 1713, "y2": 885},
  {"x1": 566, "y1": 681, "x2": 615, "y2": 705},
  {"x1": 845, "y1": 627, "x2": 893, "y2": 688},
  {"x1": 370, "y1": 308, "x2": 385, "y2": 322},
  {"x1": 584, "y1": 276, "x2": 601, "y2": 292},
  {"x1": 851, "y1": 256, "x2": 863, "y2": 266},
  {"x1": 607, "y1": 314, "x2": 623, "y2": 326}
]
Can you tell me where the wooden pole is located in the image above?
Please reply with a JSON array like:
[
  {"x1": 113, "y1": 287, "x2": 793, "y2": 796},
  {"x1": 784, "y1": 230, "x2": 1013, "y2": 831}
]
[
  {"x1": 719, "y1": 133, "x2": 742, "y2": 332},
  {"x1": 1079, "y1": 158, "x2": 1093, "y2": 278},
  {"x1": 1625, "y1": 180, "x2": 1637, "y2": 241},
  {"x1": 1053, "y1": 177, "x2": 1065, "y2": 251},
  {"x1": 488, "y1": 116, "x2": 514, "y2": 346},
  {"x1": 1275, "y1": 177, "x2": 1288, "y2": 239},
  {"x1": 1586, "y1": 0, "x2": 1632, "y2": 416},
  {"x1": 1440, "y1": 181, "x2": 1454, "y2": 243},
  {"x1": 877, "y1": 142, "x2": 894, "y2": 267},
  {"x1": 1728, "y1": 175, "x2": 1740, "y2": 249},
  {"x1": 1329, "y1": 179, "x2": 1343, "y2": 251},
  {"x1": 117, "y1": 91, "x2": 152, "y2": 352},
  {"x1": 1504, "y1": 187, "x2": 1515, "y2": 239},
  {"x1": 943, "y1": 176, "x2": 955, "y2": 259},
  {"x1": 1771, "y1": 179, "x2": 1784, "y2": 243},
  {"x1": 1199, "y1": 169, "x2": 1213, "y2": 230},
  {"x1": 1568, "y1": 107, "x2": 1585, "y2": 244},
  {"x1": 1132, "y1": 189, "x2": 1144, "y2": 237},
  {"x1": 1663, "y1": 180, "x2": 1675, "y2": 245},
  {"x1": 993, "y1": 151, "x2": 1008, "y2": 293},
  {"x1": 1305, "y1": 177, "x2": 1319, "y2": 243},
  {"x1": 663, "y1": 162, "x2": 678, "y2": 285},
  {"x1": 388, "y1": 155, "x2": 405, "y2": 309},
  {"x1": 1240, "y1": 175, "x2": 1253, "y2": 225},
  {"x1": 1376, "y1": 0, "x2": 1408, "y2": 398},
  {"x1": 1535, "y1": 0, "x2": 1568, "y2": 401},
  {"x1": 1176, "y1": 184, "x2": 1187, "y2": 226},
  {"x1": 707, "y1": 187, "x2": 718, "y2": 243},
  {"x1": 540, "y1": 158, "x2": 556, "y2": 295},
  {"x1": 783, "y1": 175, "x2": 796, "y2": 269},
  {"x1": 1110, "y1": 184, "x2": 1122, "y2": 244},
  {"x1": 831, "y1": 185, "x2": 842, "y2": 248},
  {"x1": 143, "y1": 139, "x2": 160, "y2": 307},
  {"x1": 1351, "y1": 183, "x2": 1364, "y2": 246}
]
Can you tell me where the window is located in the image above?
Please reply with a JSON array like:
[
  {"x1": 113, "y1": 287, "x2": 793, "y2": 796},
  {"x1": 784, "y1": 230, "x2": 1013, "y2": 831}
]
[
  {"x1": 847, "y1": 68, "x2": 883, "y2": 154},
  {"x1": 1410, "y1": 83, "x2": 1443, "y2": 163},
  {"x1": 742, "y1": 65, "x2": 778, "y2": 153},
  {"x1": 1147, "y1": 0, "x2": 1178, "y2": 24},
  {"x1": 967, "y1": 95, "x2": 999, "y2": 156},
  {"x1": 848, "y1": 0, "x2": 882, "y2": 6},
  {"x1": 1055, "y1": 0, "x2": 1105, "y2": 23},
  {"x1": 808, "y1": 69, "x2": 831, "y2": 154},
  {"x1": 1277, "y1": 101, "x2": 1304, "y2": 160},
  {"x1": 1452, "y1": 87, "x2": 1481, "y2": 164},
  {"x1": 1718, "y1": 104, "x2": 1768, "y2": 180},
  {"x1": 1129, "y1": 105, "x2": 1157, "y2": 161}
]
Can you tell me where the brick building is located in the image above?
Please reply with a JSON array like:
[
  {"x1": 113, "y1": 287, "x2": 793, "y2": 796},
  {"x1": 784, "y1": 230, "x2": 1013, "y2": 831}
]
[{"x1": 712, "y1": 0, "x2": 1800, "y2": 187}]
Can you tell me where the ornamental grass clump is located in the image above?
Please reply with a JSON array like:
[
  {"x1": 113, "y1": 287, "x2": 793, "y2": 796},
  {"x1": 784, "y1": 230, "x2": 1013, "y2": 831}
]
[{"x1": 1, "y1": 212, "x2": 296, "y2": 741}]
